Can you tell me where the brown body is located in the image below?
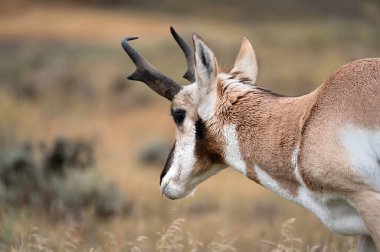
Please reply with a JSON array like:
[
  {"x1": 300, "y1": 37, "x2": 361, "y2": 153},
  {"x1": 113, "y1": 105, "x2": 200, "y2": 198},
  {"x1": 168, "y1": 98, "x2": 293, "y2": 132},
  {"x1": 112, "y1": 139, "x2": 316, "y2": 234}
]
[
  {"x1": 300, "y1": 58, "x2": 380, "y2": 192},
  {"x1": 215, "y1": 58, "x2": 380, "y2": 193},
  {"x1": 122, "y1": 29, "x2": 380, "y2": 251}
]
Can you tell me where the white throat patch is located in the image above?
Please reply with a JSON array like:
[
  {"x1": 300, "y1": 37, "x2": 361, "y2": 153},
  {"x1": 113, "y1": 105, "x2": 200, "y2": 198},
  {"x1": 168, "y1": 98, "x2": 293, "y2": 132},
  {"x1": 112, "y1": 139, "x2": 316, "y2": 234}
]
[{"x1": 222, "y1": 124, "x2": 247, "y2": 176}]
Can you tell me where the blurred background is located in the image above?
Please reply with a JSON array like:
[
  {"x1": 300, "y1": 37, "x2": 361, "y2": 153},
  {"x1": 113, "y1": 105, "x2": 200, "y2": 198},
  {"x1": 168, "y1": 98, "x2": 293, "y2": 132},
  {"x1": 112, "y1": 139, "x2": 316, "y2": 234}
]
[{"x1": 0, "y1": 0, "x2": 379, "y2": 251}]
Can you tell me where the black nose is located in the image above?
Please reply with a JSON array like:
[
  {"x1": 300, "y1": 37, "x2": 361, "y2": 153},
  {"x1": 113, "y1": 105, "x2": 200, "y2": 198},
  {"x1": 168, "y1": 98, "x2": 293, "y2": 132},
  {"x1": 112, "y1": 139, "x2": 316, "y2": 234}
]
[{"x1": 160, "y1": 142, "x2": 176, "y2": 185}]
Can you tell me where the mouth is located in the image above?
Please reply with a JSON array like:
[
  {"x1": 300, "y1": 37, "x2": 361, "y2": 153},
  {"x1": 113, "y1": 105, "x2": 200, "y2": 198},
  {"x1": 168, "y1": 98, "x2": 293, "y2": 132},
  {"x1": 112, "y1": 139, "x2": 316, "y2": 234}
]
[
  {"x1": 161, "y1": 181, "x2": 170, "y2": 198},
  {"x1": 161, "y1": 180, "x2": 178, "y2": 200},
  {"x1": 160, "y1": 179, "x2": 194, "y2": 200}
]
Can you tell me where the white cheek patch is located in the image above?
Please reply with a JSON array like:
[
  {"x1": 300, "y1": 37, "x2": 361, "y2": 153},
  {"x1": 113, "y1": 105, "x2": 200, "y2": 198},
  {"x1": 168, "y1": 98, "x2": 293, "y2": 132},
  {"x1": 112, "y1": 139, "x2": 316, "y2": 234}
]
[
  {"x1": 222, "y1": 124, "x2": 247, "y2": 176},
  {"x1": 160, "y1": 121, "x2": 198, "y2": 198},
  {"x1": 174, "y1": 122, "x2": 197, "y2": 179},
  {"x1": 340, "y1": 125, "x2": 380, "y2": 191}
]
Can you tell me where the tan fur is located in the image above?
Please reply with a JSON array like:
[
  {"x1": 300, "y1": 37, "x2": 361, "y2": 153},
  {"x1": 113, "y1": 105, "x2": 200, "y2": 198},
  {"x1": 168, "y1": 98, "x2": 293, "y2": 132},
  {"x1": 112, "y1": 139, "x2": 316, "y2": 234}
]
[
  {"x1": 171, "y1": 86, "x2": 226, "y2": 179},
  {"x1": 350, "y1": 190, "x2": 380, "y2": 250},
  {"x1": 299, "y1": 59, "x2": 380, "y2": 193},
  {"x1": 206, "y1": 58, "x2": 380, "y2": 250},
  {"x1": 203, "y1": 59, "x2": 380, "y2": 197},
  {"x1": 131, "y1": 32, "x2": 379, "y2": 248},
  {"x1": 171, "y1": 59, "x2": 380, "y2": 196},
  {"x1": 166, "y1": 35, "x2": 380, "y2": 250},
  {"x1": 233, "y1": 36, "x2": 258, "y2": 83},
  {"x1": 213, "y1": 78, "x2": 310, "y2": 195},
  {"x1": 171, "y1": 56, "x2": 380, "y2": 192}
]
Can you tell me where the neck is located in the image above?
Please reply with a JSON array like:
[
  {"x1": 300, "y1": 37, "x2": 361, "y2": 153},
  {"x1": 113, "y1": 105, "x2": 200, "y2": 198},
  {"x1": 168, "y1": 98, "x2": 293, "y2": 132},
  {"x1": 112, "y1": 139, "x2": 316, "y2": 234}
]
[{"x1": 219, "y1": 85, "x2": 316, "y2": 196}]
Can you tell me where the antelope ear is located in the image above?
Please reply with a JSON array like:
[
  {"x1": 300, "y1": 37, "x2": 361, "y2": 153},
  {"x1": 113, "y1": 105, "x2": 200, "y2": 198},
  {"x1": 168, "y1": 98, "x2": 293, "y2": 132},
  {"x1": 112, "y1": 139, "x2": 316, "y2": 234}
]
[
  {"x1": 233, "y1": 36, "x2": 258, "y2": 84},
  {"x1": 193, "y1": 34, "x2": 218, "y2": 96}
]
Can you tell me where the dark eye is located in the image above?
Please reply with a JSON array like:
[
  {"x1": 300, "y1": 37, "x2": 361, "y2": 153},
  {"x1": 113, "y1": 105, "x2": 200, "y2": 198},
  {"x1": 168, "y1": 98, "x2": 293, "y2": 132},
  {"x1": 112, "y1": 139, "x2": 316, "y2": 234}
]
[{"x1": 171, "y1": 109, "x2": 186, "y2": 125}]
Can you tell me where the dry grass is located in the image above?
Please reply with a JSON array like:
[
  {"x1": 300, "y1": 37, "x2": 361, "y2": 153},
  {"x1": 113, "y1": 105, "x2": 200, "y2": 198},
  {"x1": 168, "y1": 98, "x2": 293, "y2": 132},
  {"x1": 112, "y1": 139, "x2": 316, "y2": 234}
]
[
  {"x1": 261, "y1": 218, "x2": 356, "y2": 252},
  {"x1": 262, "y1": 218, "x2": 303, "y2": 252},
  {"x1": 5, "y1": 218, "x2": 354, "y2": 252},
  {"x1": 0, "y1": 2, "x2": 378, "y2": 251}
]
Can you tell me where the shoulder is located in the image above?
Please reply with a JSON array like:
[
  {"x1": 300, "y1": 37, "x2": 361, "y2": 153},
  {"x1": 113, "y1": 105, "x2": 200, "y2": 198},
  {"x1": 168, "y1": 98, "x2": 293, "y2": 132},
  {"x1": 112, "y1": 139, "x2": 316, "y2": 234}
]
[{"x1": 322, "y1": 58, "x2": 380, "y2": 91}]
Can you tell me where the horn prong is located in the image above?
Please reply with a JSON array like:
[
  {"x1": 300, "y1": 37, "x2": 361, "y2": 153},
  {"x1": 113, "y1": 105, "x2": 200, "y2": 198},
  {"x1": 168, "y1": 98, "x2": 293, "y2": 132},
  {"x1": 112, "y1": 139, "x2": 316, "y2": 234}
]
[
  {"x1": 170, "y1": 27, "x2": 195, "y2": 83},
  {"x1": 121, "y1": 36, "x2": 182, "y2": 101}
]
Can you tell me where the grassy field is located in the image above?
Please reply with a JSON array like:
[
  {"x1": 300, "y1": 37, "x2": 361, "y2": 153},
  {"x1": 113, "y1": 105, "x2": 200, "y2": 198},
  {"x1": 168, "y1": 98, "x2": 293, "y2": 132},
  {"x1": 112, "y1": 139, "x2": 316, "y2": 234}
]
[{"x1": 0, "y1": 2, "x2": 379, "y2": 251}]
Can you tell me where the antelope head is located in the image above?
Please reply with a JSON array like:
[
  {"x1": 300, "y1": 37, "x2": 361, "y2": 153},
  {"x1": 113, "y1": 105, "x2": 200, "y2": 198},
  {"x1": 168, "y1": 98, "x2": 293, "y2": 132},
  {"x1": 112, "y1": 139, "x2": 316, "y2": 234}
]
[{"x1": 122, "y1": 28, "x2": 257, "y2": 199}]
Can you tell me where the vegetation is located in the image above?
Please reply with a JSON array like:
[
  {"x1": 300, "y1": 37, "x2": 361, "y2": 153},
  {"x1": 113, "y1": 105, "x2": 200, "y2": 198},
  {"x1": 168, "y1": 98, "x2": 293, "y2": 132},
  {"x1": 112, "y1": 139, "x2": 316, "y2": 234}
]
[
  {"x1": 0, "y1": 138, "x2": 127, "y2": 218},
  {"x1": 0, "y1": 1, "x2": 378, "y2": 251},
  {"x1": 3, "y1": 218, "x2": 356, "y2": 251}
]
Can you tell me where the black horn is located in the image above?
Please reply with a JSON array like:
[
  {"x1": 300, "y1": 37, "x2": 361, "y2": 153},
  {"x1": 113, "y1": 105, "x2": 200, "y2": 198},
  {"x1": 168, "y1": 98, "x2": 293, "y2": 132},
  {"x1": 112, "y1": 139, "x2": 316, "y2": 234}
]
[
  {"x1": 170, "y1": 27, "x2": 195, "y2": 83},
  {"x1": 121, "y1": 37, "x2": 182, "y2": 101}
]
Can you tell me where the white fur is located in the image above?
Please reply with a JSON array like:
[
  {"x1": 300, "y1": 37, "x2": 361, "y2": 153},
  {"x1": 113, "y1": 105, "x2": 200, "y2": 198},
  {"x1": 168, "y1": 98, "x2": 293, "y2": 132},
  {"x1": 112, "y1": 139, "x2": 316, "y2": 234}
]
[
  {"x1": 161, "y1": 84, "x2": 224, "y2": 199},
  {"x1": 291, "y1": 145, "x2": 305, "y2": 186},
  {"x1": 340, "y1": 125, "x2": 380, "y2": 191},
  {"x1": 292, "y1": 143, "x2": 368, "y2": 235},
  {"x1": 197, "y1": 72, "x2": 249, "y2": 121},
  {"x1": 160, "y1": 116, "x2": 197, "y2": 199},
  {"x1": 291, "y1": 145, "x2": 299, "y2": 169},
  {"x1": 254, "y1": 161, "x2": 368, "y2": 235},
  {"x1": 295, "y1": 187, "x2": 368, "y2": 235},
  {"x1": 222, "y1": 124, "x2": 247, "y2": 175},
  {"x1": 198, "y1": 89, "x2": 216, "y2": 121},
  {"x1": 218, "y1": 72, "x2": 232, "y2": 80},
  {"x1": 254, "y1": 164, "x2": 294, "y2": 200},
  {"x1": 193, "y1": 35, "x2": 217, "y2": 97},
  {"x1": 219, "y1": 73, "x2": 253, "y2": 93},
  {"x1": 185, "y1": 83, "x2": 199, "y2": 96}
]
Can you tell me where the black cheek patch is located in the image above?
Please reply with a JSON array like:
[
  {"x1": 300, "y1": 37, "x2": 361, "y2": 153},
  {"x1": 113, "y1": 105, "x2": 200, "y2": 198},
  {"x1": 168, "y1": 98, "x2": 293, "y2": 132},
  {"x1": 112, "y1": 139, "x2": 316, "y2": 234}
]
[
  {"x1": 195, "y1": 119, "x2": 205, "y2": 140},
  {"x1": 207, "y1": 153, "x2": 221, "y2": 163},
  {"x1": 160, "y1": 142, "x2": 176, "y2": 185}
]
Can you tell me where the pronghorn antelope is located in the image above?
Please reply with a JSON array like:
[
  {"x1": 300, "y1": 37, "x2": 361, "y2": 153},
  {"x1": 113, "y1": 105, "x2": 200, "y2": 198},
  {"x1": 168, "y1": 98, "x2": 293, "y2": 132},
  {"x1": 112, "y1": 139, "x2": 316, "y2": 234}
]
[{"x1": 121, "y1": 28, "x2": 380, "y2": 252}]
